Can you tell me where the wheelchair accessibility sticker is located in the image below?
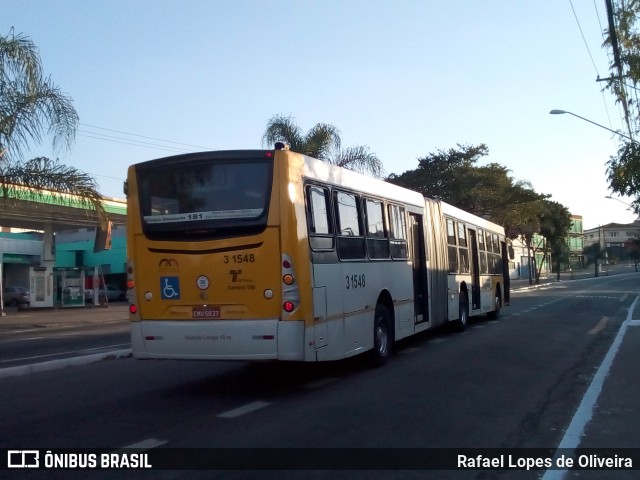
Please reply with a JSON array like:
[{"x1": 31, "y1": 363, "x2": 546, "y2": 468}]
[{"x1": 161, "y1": 276, "x2": 180, "y2": 300}]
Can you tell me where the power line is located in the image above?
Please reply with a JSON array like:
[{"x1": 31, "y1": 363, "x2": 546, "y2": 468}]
[
  {"x1": 569, "y1": 0, "x2": 623, "y2": 138},
  {"x1": 570, "y1": 0, "x2": 601, "y2": 76},
  {"x1": 592, "y1": 0, "x2": 620, "y2": 132},
  {"x1": 75, "y1": 123, "x2": 216, "y2": 191},
  {"x1": 77, "y1": 131, "x2": 190, "y2": 153},
  {"x1": 79, "y1": 123, "x2": 213, "y2": 151}
]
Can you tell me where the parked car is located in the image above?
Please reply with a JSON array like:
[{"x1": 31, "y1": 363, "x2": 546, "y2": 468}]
[
  {"x1": 3, "y1": 286, "x2": 30, "y2": 306},
  {"x1": 84, "y1": 285, "x2": 126, "y2": 302}
]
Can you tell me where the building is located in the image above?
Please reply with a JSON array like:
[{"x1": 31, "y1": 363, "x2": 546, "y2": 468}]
[
  {"x1": 583, "y1": 219, "x2": 640, "y2": 264},
  {"x1": 567, "y1": 214, "x2": 584, "y2": 270},
  {"x1": 1, "y1": 193, "x2": 126, "y2": 308},
  {"x1": 1, "y1": 225, "x2": 126, "y2": 307},
  {"x1": 508, "y1": 234, "x2": 550, "y2": 281}
]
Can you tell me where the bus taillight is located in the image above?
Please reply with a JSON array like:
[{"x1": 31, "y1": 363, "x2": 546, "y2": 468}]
[
  {"x1": 129, "y1": 304, "x2": 137, "y2": 314},
  {"x1": 281, "y1": 254, "x2": 299, "y2": 314}
]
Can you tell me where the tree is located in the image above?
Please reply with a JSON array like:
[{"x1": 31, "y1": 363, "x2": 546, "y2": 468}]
[
  {"x1": 537, "y1": 200, "x2": 573, "y2": 282},
  {"x1": 387, "y1": 143, "x2": 548, "y2": 229},
  {"x1": 607, "y1": 141, "x2": 640, "y2": 213},
  {"x1": 387, "y1": 143, "x2": 488, "y2": 203},
  {"x1": 628, "y1": 234, "x2": 640, "y2": 271},
  {"x1": 583, "y1": 243, "x2": 605, "y2": 278},
  {"x1": 387, "y1": 143, "x2": 574, "y2": 284},
  {"x1": 1, "y1": 157, "x2": 105, "y2": 217},
  {"x1": 0, "y1": 29, "x2": 106, "y2": 223},
  {"x1": 262, "y1": 114, "x2": 384, "y2": 178},
  {"x1": 601, "y1": 1, "x2": 640, "y2": 209}
]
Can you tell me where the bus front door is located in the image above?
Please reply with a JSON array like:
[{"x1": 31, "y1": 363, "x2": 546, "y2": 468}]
[
  {"x1": 468, "y1": 228, "x2": 481, "y2": 310},
  {"x1": 410, "y1": 214, "x2": 428, "y2": 324}
]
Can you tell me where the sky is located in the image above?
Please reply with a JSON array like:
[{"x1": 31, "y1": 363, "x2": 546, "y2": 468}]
[{"x1": 3, "y1": 0, "x2": 637, "y2": 230}]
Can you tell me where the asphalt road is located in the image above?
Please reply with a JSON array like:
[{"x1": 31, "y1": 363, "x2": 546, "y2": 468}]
[
  {"x1": 1, "y1": 273, "x2": 639, "y2": 480},
  {"x1": 0, "y1": 304, "x2": 130, "y2": 369}
]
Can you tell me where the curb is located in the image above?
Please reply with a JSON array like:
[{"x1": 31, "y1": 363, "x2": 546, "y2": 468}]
[{"x1": 0, "y1": 349, "x2": 132, "y2": 379}]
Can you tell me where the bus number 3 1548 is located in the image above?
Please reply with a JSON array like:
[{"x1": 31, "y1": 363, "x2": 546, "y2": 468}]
[
  {"x1": 345, "y1": 274, "x2": 365, "y2": 290},
  {"x1": 224, "y1": 254, "x2": 255, "y2": 264}
]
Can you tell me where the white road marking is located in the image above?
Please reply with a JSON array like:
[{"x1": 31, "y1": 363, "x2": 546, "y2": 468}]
[
  {"x1": 121, "y1": 438, "x2": 167, "y2": 450},
  {"x1": 304, "y1": 377, "x2": 338, "y2": 389},
  {"x1": 217, "y1": 401, "x2": 272, "y2": 418},
  {"x1": 430, "y1": 338, "x2": 447, "y2": 344},
  {"x1": 398, "y1": 347, "x2": 421, "y2": 354},
  {"x1": 541, "y1": 296, "x2": 638, "y2": 480},
  {"x1": 588, "y1": 317, "x2": 608, "y2": 335}
]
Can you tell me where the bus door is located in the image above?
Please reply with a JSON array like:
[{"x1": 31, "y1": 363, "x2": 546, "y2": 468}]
[
  {"x1": 501, "y1": 241, "x2": 511, "y2": 306},
  {"x1": 409, "y1": 213, "x2": 428, "y2": 324},
  {"x1": 468, "y1": 228, "x2": 481, "y2": 310}
]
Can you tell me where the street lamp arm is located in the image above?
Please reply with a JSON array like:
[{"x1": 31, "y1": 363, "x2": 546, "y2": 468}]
[
  {"x1": 604, "y1": 195, "x2": 634, "y2": 210},
  {"x1": 549, "y1": 109, "x2": 637, "y2": 144}
]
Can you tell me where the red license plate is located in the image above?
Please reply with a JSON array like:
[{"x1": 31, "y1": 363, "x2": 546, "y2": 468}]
[{"x1": 192, "y1": 306, "x2": 221, "y2": 318}]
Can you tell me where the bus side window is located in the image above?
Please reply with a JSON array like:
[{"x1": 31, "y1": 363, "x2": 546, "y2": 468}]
[
  {"x1": 365, "y1": 198, "x2": 389, "y2": 259},
  {"x1": 335, "y1": 190, "x2": 365, "y2": 259},
  {"x1": 485, "y1": 231, "x2": 494, "y2": 272},
  {"x1": 446, "y1": 217, "x2": 458, "y2": 273},
  {"x1": 306, "y1": 185, "x2": 334, "y2": 251},
  {"x1": 492, "y1": 234, "x2": 503, "y2": 274},
  {"x1": 478, "y1": 228, "x2": 488, "y2": 274},
  {"x1": 457, "y1": 222, "x2": 470, "y2": 273},
  {"x1": 388, "y1": 204, "x2": 408, "y2": 259}
]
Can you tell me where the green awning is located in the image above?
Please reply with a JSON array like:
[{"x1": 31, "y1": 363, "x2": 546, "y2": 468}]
[{"x1": 2, "y1": 253, "x2": 39, "y2": 265}]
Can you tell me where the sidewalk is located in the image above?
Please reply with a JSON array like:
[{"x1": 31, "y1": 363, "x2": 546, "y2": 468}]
[
  {"x1": 0, "y1": 303, "x2": 129, "y2": 331},
  {"x1": 511, "y1": 263, "x2": 639, "y2": 291}
]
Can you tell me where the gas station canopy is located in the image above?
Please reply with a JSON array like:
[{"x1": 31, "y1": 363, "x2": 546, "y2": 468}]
[{"x1": 0, "y1": 190, "x2": 126, "y2": 231}]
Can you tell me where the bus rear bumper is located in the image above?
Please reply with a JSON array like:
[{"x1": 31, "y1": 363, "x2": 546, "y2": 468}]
[{"x1": 131, "y1": 319, "x2": 304, "y2": 361}]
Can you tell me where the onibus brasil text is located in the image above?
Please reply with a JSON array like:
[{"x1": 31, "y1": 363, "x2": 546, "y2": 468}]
[{"x1": 13, "y1": 451, "x2": 152, "y2": 469}]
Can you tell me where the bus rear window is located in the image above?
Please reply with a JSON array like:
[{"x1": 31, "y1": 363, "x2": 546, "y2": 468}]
[{"x1": 136, "y1": 156, "x2": 272, "y2": 239}]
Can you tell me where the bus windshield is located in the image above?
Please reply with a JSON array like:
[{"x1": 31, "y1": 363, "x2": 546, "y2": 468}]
[{"x1": 136, "y1": 155, "x2": 273, "y2": 240}]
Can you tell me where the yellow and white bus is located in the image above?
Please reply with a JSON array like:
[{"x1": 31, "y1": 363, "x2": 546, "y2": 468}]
[{"x1": 126, "y1": 144, "x2": 510, "y2": 364}]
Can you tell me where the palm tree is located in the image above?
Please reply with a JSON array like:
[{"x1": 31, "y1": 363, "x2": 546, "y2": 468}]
[
  {"x1": 262, "y1": 114, "x2": 385, "y2": 178},
  {"x1": 0, "y1": 29, "x2": 106, "y2": 223}
]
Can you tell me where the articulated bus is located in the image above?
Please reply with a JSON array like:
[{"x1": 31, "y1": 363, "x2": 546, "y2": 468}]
[{"x1": 126, "y1": 144, "x2": 510, "y2": 364}]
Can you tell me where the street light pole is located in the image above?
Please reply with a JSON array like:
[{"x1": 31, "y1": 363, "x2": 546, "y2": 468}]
[
  {"x1": 549, "y1": 109, "x2": 637, "y2": 143},
  {"x1": 604, "y1": 195, "x2": 634, "y2": 210}
]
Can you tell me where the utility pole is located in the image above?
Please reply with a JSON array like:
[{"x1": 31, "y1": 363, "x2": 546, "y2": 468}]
[{"x1": 605, "y1": 0, "x2": 635, "y2": 140}]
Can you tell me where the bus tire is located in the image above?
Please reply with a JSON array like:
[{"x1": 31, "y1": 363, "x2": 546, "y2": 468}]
[
  {"x1": 487, "y1": 287, "x2": 501, "y2": 319},
  {"x1": 370, "y1": 304, "x2": 392, "y2": 367},
  {"x1": 454, "y1": 293, "x2": 469, "y2": 332}
]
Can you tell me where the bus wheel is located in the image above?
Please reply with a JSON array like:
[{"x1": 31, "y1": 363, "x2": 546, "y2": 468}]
[
  {"x1": 370, "y1": 304, "x2": 392, "y2": 367},
  {"x1": 487, "y1": 289, "x2": 501, "y2": 319},
  {"x1": 454, "y1": 293, "x2": 469, "y2": 332}
]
